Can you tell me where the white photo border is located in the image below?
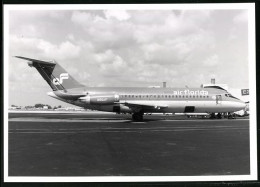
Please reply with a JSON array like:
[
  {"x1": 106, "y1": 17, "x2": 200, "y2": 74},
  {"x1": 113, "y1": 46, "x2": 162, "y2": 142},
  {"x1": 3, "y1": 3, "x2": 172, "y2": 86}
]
[{"x1": 4, "y1": 3, "x2": 257, "y2": 182}]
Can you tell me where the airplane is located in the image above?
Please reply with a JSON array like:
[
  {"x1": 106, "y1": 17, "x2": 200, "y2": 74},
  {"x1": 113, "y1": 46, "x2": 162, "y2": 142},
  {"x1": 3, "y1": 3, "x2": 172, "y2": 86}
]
[{"x1": 15, "y1": 56, "x2": 246, "y2": 121}]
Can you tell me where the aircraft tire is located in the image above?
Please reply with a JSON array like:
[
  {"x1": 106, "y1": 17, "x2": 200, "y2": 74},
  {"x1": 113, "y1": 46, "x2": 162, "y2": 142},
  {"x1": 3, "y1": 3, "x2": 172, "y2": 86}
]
[
  {"x1": 132, "y1": 112, "x2": 144, "y2": 122},
  {"x1": 210, "y1": 113, "x2": 216, "y2": 119},
  {"x1": 217, "y1": 113, "x2": 222, "y2": 119}
]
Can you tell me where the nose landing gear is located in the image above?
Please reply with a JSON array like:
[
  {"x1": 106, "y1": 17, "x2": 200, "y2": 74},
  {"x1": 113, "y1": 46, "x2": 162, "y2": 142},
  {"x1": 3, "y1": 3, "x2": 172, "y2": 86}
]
[{"x1": 228, "y1": 112, "x2": 236, "y2": 119}]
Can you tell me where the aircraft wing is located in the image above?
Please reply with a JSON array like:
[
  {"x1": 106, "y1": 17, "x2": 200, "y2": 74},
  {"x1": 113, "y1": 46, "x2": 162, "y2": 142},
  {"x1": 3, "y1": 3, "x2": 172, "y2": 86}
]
[
  {"x1": 55, "y1": 91, "x2": 86, "y2": 100},
  {"x1": 116, "y1": 101, "x2": 168, "y2": 112}
]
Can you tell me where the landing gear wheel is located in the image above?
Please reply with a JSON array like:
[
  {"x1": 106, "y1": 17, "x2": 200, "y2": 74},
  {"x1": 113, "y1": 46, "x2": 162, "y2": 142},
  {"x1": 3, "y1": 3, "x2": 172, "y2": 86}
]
[
  {"x1": 132, "y1": 112, "x2": 144, "y2": 122},
  {"x1": 210, "y1": 113, "x2": 216, "y2": 119},
  {"x1": 228, "y1": 113, "x2": 235, "y2": 119},
  {"x1": 217, "y1": 113, "x2": 222, "y2": 119}
]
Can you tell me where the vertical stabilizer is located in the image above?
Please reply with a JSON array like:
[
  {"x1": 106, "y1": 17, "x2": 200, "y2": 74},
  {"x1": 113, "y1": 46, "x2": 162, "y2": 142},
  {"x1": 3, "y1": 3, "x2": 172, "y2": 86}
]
[{"x1": 15, "y1": 56, "x2": 84, "y2": 91}]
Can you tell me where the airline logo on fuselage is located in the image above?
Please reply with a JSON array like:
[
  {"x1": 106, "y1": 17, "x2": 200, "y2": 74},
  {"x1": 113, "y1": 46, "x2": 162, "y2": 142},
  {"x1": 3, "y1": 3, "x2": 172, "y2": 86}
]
[{"x1": 53, "y1": 73, "x2": 69, "y2": 85}]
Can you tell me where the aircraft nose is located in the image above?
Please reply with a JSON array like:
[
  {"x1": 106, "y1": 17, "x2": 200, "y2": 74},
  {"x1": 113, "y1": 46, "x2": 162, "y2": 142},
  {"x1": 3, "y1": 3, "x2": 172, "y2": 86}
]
[{"x1": 236, "y1": 101, "x2": 246, "y2": 110}]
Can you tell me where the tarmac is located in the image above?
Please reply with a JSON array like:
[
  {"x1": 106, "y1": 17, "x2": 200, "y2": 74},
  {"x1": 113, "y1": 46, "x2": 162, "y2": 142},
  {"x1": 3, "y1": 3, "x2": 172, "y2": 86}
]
[{"x1": 8, "y1": 112, "x2": 250, "y2": 176}]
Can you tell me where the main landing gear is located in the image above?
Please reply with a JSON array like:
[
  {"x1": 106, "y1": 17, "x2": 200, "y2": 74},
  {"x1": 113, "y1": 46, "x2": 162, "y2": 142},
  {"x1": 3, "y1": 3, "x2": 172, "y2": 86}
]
[
  {"x1": 132, "y1": 112, "x2": 144, "y2": 122},
  {"x1": 210, "y1": 113, "x2": 222, "y2": 119},
  {"x1": 217, "y1": 113, "x2": 222, "y2": 119},
  {"x1": 210, "y1": 113, "x2": 216, "y2": 119},
  {"x1": 210, "y1": 112, "x2": 236, "y2": 119}
]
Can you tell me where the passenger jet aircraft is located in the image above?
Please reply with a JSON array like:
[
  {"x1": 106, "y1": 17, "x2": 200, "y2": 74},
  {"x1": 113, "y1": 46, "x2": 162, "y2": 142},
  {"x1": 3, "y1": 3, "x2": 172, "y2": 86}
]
[{"x1": 15, "y1": 56, "x2": 246, "y2": 121}]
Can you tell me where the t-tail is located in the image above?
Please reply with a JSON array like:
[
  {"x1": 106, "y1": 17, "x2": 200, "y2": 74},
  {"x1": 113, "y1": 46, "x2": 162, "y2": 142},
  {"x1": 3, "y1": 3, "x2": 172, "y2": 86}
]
[{"x1": 15, "y1": 56, "x2": 84, "y2": 92}]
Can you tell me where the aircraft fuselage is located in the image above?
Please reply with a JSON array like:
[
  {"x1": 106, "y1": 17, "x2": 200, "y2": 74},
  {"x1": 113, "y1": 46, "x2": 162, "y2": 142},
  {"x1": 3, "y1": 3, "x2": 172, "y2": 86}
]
[{"x1": 48, "y1": 87, "x2": 246, "y2": 114}]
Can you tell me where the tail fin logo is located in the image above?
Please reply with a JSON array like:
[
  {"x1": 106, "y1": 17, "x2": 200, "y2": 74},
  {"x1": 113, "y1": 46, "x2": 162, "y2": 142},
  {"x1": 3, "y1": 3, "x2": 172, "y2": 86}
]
[{"x1": 53, "y1": 73, "x2": 69, "y2": 85}]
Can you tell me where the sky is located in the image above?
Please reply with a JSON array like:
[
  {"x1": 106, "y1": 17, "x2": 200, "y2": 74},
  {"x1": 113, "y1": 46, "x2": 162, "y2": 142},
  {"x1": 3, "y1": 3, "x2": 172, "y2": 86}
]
[{"x1": 7, "y1": 8, "x2": 250, "y2": 107}]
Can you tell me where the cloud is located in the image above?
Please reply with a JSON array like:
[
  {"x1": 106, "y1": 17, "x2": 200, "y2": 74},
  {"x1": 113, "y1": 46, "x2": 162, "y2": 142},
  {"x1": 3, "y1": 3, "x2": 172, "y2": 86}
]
[
  {"x1": 93, "y1": 50, "x2": 127, "y2": 75},
  {"x1": 67, "y1": 34, "x2": 75, "y2": 41},
  {"x1": 202, "y1": 54, "x2": 219, "y2": 67},
  {"x1": 104, "y1": 10, "x2": 131, "y2": 21},
  {"x1": 8, "y1": 9, "x2": 249, "y2": 106},
  {"x1": 71, "y1": 11, "x2": 94, "y2": 25},
  {"x1": 233, "y1": 10, "x2": 248, "y2": 23},
  {"x1": 38, "y1": 40, "x2": 81, "y2": 59},
  {"x1": 10, "y1": 35, "x2": 81, "y2": 60}
]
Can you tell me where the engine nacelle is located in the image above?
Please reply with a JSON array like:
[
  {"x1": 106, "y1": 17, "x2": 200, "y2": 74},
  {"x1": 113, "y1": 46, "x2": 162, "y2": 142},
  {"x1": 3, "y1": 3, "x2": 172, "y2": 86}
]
[{"x1": 79, "y1": 94, "x2": 119, "y2": 105}]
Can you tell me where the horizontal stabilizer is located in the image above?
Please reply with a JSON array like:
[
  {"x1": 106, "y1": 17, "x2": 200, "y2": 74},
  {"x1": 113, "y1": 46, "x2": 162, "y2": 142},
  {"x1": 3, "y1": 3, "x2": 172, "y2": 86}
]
[{"x1": 15, "y1": 56, "x2": 56, "y2": 66}]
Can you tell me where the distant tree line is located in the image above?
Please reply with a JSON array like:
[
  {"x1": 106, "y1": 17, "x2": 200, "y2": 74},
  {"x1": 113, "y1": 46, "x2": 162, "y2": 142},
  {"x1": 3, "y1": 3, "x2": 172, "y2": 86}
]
[
  {"x1": 11, "y1": 104, "x2": 63, "y2": 109},
  {"x1": 53, "y1": 105, "x2": 62, "y2": 110},
  {"x1": 34, "y1": 103, "x2": 52, "y2": 109}
]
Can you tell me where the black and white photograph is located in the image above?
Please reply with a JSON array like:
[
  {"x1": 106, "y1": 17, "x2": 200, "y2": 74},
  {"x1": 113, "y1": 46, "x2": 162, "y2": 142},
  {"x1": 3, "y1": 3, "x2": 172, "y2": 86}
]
[{"x1": 4, "y1": 4, "x2": 257, "y2": 182}]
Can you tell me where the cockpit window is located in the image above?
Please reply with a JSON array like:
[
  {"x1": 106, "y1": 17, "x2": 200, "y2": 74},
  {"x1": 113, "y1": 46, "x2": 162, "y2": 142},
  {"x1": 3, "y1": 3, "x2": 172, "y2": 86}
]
[
  {"x1": 225, "y1": 93, "x2": 239, "y2": 100},
  {"x1": 229, "y1": 94, "x2": 239, "y2": 100}
]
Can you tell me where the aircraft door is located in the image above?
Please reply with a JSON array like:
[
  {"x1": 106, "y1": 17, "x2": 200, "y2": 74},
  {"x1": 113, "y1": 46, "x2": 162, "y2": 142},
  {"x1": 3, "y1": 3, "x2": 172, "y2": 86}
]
[{"x1": 216, "y1": 95, "x2": 222, "y2": 104}]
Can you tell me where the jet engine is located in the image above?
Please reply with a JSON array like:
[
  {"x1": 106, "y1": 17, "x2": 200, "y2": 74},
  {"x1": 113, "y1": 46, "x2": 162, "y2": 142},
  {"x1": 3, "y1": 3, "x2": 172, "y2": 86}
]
[{"x1": 79, "y1": 94, "x2": 119, "y2": 105}]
